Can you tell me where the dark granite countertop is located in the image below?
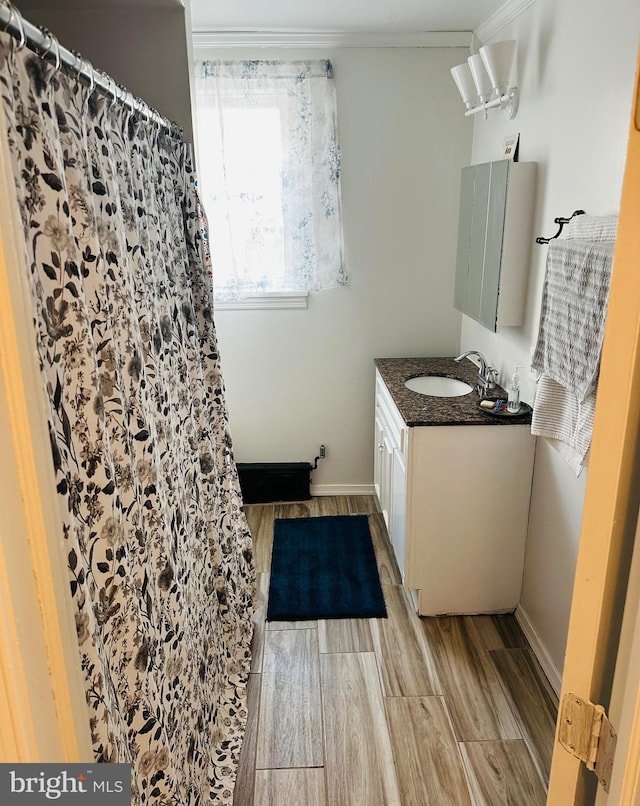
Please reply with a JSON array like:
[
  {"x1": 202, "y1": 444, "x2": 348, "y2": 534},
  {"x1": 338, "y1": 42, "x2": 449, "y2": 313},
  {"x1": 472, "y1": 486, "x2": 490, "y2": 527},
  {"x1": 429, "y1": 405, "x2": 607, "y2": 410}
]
[{"x1": 374, "y1": 357, "x2": 533, "y2": 427}]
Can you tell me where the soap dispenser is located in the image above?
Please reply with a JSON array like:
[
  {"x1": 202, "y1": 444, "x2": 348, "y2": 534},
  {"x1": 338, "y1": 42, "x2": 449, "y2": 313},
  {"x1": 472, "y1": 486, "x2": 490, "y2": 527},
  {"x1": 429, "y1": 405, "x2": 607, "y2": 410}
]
[{"x1": 507, "y1": 367, "x2": 522, "y2": 413}]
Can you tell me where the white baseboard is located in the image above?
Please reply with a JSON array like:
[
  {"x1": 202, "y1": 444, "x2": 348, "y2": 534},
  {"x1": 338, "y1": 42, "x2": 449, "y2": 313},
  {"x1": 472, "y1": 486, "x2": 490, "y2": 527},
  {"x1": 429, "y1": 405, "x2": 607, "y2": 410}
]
[
  {"x1": 515, "y1": 604, "x2": 562, "y2": 696},
  {"x1": 310, "y1": 483, "x2": 376, "y2": 497}
]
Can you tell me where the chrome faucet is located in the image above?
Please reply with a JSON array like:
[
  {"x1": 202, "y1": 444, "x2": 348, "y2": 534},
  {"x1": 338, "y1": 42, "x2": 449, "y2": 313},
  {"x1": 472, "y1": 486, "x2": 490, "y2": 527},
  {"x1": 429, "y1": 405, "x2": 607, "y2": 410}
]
[{"x1": 454, "y1": 350, "x2": 498, "y2": 396}]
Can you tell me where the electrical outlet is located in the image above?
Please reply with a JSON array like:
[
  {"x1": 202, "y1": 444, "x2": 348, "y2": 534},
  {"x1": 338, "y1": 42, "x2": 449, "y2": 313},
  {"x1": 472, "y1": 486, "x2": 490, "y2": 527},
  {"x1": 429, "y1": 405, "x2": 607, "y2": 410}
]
[{"x1": 319, "y1": 444, "x2": 326, "y2": 459}]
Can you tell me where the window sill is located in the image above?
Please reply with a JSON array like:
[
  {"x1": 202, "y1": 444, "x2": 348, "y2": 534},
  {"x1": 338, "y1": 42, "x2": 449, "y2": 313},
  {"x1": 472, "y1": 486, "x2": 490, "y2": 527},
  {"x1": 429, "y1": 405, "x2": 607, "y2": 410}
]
[{"x1": 214, "y1": 292, "x2": 309, "y2": 311}]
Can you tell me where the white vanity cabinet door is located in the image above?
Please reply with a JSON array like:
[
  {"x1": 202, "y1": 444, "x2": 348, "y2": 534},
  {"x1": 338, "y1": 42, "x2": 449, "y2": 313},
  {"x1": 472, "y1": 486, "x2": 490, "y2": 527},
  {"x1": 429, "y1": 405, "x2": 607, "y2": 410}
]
[
  {"x1": 390, "y1": 442, "x2": 407, "y2": 579},
  {"x1": 374, "y1": 373, "x2": 408, "y2": 579},
  {"x1": 373, "y1": 411, "x2": 392, "y2": 527}
]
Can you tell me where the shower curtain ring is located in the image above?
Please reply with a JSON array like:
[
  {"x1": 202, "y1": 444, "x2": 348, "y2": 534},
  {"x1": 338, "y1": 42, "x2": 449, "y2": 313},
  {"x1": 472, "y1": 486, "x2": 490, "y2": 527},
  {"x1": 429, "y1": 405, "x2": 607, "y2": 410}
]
[
  {"x1": 97, "y1": 69, "x2": 110, "y2": 100},
  {"x1": 49, "y1": 34, "x2": 61, "y2": 71},
  {"x1": 3, "y1": 3, "x2": 26, "y2": 50},
  {"x1": 39, "y1": 27, "x2": 61, "y2": 71},
  {"x1": 107, "y1": 74, "x2": 118, "y2": 105},
  {"x1": 12, "y1": 5, "x2": 25, "y2": 50},
  {"x1": 69, "y1": 49, "x2": 82, "y2": 86},
  {"x1": 83, "y1": 58, "x2": 95, "y2": 93}
]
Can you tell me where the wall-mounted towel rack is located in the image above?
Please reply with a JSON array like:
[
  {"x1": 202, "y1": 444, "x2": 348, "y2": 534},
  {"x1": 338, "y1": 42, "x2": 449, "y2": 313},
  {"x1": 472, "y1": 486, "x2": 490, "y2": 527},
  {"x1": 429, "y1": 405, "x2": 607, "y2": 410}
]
[{"x1": 536, "y1": 210, "x2": 586, "y2": 244}]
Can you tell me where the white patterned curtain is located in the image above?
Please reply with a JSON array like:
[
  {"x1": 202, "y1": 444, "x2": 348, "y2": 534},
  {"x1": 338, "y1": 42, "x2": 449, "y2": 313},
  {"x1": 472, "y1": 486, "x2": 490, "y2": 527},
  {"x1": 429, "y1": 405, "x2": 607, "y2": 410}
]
[
  {"x1": 194, "y1": 59, "x2": 347, "y2": 300},
  {"x1": 0, "y1": 32, "x2": 254, "y2": 805}
]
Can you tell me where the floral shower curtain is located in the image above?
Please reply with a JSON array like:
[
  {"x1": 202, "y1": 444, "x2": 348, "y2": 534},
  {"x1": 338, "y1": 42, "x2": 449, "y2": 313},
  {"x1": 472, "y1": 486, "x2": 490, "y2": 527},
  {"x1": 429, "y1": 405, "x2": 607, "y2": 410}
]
[{"x1": 0, "y1": 30, "x2": 254, "y2": 805}]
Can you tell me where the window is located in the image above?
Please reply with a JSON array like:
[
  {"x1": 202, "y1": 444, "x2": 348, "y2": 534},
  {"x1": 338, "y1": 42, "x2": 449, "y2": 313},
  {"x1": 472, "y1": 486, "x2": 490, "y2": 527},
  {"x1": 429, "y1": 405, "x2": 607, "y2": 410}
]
[{"x1": 194, "y1": 60, "x2": 347, "y2": 307}]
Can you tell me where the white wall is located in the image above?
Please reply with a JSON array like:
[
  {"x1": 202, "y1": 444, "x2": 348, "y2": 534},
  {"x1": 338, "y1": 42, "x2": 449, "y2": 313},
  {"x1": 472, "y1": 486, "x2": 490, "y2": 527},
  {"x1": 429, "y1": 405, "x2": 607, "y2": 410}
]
[
  {"x1": 194, "y1": 45, "x2": 473, "y2": 489},
  {"x1": 17, "y1": 2, "x2": 194, "y2": 141},
  {"x1": 462, "y1": 0, "x2": 640, "y2": 678}
]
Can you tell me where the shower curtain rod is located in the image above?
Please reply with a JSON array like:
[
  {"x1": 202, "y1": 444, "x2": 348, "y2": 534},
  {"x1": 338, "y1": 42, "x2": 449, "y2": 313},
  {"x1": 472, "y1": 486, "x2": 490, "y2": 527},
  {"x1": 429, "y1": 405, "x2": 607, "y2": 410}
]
[{"x1": 0, "y1": 1, "x2": 179, "y2": 135}]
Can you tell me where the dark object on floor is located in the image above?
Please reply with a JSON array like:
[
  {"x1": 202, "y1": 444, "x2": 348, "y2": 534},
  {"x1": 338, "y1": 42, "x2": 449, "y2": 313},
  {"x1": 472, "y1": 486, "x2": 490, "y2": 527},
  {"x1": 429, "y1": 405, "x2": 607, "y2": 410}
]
[
  {"x1": 237, "y1": 462, "x2": 311, "y2": 504},
  {"x1": 266, "y1": 514, "x2": 387, "y2": 621}
]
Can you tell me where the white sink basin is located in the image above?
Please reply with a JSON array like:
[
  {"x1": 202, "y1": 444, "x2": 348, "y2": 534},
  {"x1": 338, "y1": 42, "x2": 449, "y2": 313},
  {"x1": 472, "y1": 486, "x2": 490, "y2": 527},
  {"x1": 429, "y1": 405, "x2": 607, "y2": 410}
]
[{"x1": 404, "y1": 376, "x2": 473, "y2": 397}]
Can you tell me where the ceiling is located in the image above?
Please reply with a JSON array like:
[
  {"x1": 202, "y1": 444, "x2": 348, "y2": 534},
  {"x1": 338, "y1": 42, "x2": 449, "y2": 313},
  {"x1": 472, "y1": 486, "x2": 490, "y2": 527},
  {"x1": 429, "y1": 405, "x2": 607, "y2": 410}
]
[
  {"x1": 188, "y1": 0, "x2": 506, "y2": 34},
  {"x1": 14, "y1": 0, "x2": 507, "y2": 36}
]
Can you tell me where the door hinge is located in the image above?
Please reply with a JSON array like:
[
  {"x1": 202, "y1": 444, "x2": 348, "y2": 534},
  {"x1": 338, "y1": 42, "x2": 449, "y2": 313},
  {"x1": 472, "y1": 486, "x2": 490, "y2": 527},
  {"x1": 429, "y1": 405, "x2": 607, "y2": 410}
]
[{"x1": 558, "y1": 693, "x2": 617, "y2": 792}]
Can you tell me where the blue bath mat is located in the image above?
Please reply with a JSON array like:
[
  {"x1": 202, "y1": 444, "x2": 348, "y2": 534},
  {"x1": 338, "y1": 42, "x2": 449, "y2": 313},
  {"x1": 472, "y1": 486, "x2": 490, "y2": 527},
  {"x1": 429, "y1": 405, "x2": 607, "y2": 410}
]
[{"x1": 266, "y1": 514, "x2": 387, "y2": 621}]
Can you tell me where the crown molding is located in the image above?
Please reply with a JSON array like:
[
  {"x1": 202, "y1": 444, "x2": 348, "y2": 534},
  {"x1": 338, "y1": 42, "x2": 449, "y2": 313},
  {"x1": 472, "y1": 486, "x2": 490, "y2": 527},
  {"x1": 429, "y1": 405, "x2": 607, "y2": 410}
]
[
  {"x1": 192, "y1": 30, "x2": 472, "y2": 49},
  {"x1": 475, "y1": 0, "x2": 537, "y2": 43},
  {"x1": 191, "y1": 2, "x2": 538, "y2": 52}
]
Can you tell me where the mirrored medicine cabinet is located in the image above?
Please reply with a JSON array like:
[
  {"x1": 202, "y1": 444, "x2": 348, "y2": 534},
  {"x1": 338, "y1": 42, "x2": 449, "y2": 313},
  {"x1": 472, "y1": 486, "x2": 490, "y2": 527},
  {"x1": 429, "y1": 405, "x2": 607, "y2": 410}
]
[{"x1": 454, "y1": 159, "x2": 536, "y2": 332}]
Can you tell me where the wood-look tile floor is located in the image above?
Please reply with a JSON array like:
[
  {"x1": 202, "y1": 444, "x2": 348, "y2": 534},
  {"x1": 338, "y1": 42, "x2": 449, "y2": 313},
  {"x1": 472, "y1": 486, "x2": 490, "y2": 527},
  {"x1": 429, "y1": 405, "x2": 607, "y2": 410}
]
[{"x1": 236, "y1": 496, "x2": 557, "y2": 806}]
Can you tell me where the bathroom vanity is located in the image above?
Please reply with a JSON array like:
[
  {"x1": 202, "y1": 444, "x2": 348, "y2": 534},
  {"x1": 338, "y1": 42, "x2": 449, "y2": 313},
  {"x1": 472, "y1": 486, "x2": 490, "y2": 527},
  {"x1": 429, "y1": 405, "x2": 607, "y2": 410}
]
[{"x1": 374, "y1": 357, "x2": 535, "y2": 616}]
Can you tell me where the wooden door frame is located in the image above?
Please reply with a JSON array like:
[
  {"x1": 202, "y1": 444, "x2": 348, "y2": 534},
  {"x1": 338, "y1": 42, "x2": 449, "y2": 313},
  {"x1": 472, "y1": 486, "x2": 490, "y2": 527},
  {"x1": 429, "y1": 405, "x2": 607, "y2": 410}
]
[
  {"x1": 598, "y1": 505, "x2": 640, "y2": 804},
  {"x1": 547, "y1": 48, "x2": 640, "y2": 804}
]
